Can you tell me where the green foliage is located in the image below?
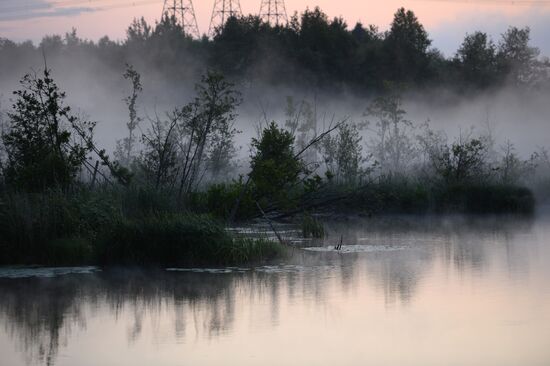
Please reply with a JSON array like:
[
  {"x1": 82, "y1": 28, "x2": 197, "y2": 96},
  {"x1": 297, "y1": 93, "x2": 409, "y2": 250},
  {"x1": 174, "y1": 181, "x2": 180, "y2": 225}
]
[
  {"x1": 98, "y1": 213, "x2": 285, "y2": 265},
  {"x1": 98, "y1": 213, "x2": 228, "y2": 265},
  {"x1": 309, "y1": 178, "x2": 533, "y2": 215},
  {"x1": 301, "y1": 213, "x2": 325, "y2": 238},
  {"x1": 250, "y1": 122, "x2": 303, "y2": 204},
  {"x1": 0, "y1": 189, "x2": 118, "y2": 264},
  {"x1": 139, "y1": 112, "x2": 179, "y2": 189},
  {"x1": 384, "y1": 8, "x2": 432, "y2": 83},
  {"x1": 455, "y1": 31, "x2": 498, "y2": 89},
  {"x1": 320, "y1": 122, "x2": 370, "y2": 185},
  {"x1": 217, "y1": 237, "x2": 286, "y2": 264},
  {"x1": 201, "y1": 179, "x2": 257, "y2": 221},
  {"x1": 2, "y1": 69, "x2": 95, "y2": 191},
  {"x1": 0, "y1": 188, "x2": 286, "y2": 266},
  {"x1": 115, "y1": 63, "x2": 143, "y2": 167},
  {"x1": 497, "y1": 26, "x2": 541, "y2": 86},
  {"x1": 137, "y1": 70, "x2": 241, "y2": 193},
  {"x1": 1, "y1": 8, "x2": 548, "y2": 93},
  {"x1": 365, "y1": 92, "x2": 416, "y2": 175},
  {"x1": 436, "y1": 184, "x2": 534, "y2": 214},
  {"x1": 433, "y1": 138, "x2": 489, "y2": 185}
]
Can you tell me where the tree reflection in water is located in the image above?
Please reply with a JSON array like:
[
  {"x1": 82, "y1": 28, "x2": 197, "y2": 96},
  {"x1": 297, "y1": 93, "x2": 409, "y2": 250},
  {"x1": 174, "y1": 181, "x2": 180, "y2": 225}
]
[{"x1": 0, "y1": 215, "x2": 537, "y2": 366}]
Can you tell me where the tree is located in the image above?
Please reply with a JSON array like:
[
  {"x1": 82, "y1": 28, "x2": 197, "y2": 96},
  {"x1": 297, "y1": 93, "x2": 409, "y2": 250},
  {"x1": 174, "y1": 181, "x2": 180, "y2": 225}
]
[
  {"x1": 320, "y1": 122, "x2": 368, "y2": 185},
  {"x1": 498, "y1": 140, "x2": 525, "y2": 184},
  {"x1": 176, "y1": 71, "x2": 241, "y2": 196},
  {"x1": 365, "y1": 93, "x2": 417, "y2": 175},
  {"x1": 2, "y1": 69, "x2": 95, "y2": 191},
  {"x1": 284, "y1": 96, "x2": 317, "y2": 164},
  {"x1": 456, "y1": 31, "x2": 498, "y2": 89},
  {"x1": 206, "y1": 111, "x2": 240, "y2": 180},
  {"x1": 424, "y1": 133, "x2": 491, "y2": 185},
  {"x1": 115, "y1": 64, "x2": 143, "y2": 167},
  {"x1": 139, "y1": 112, "x2": 179, "y2": 189},
  {"x1": 250, "y1": 122, "x2": 303, "y2": 204},
  {"x1": 136, "y1": 71, "x2": 241, "y2": 193},
  {"x1": 498, "y1": 26, "x2": 540, "y2": 86},
  {"x1": 384, "y1": 8, "x2": 432, "y2": 83},
  {"x1": 126, "y1": 17, "x2": 152, "y2": 45}
]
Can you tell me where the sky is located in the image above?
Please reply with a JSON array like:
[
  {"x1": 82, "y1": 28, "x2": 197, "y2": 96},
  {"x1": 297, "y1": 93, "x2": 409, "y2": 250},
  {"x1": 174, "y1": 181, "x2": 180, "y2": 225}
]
[{"x1": 0, "y1": 0, "x2": 549, "y2": 57}]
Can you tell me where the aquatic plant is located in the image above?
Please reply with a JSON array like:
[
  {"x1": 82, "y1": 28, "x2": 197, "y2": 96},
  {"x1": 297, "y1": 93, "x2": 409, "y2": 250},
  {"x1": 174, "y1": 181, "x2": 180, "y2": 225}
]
[{"x1": 301, "y1": 213, "x2": 325, "y2": 239}]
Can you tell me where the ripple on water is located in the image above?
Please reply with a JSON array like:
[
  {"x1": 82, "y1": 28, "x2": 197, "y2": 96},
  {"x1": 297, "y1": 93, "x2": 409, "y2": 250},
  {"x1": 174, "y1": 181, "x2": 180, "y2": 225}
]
[
  {"x1": 303, "y1": 244, "x2": 408, "y2": 253},
  {"x1": 166, "y1": 264, "x2": 338, "y2": 274},
  {"x1": 0, "y1": 266, "x2": 100, "y2": 279}
]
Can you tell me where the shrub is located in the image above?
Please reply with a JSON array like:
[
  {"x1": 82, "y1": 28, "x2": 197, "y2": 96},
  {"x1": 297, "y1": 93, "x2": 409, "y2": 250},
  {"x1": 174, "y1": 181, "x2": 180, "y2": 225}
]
[{"x1": 202, "y1": 179, "x2": 257, "y2": 221}]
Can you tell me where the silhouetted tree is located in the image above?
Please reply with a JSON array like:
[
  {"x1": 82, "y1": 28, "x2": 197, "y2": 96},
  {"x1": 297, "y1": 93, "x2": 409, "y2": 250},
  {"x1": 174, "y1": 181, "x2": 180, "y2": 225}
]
[
  {"x1": 115, "y1": 64, "x2": 143, "y2": 167},
  {"x1": 455, "y1": 31, "x2": 498, "y2": 89},
  {"x1": 384, "y1": 8, "x2": 432, "y2": 84},
  {"x1": 497, "y1": 26, "x2": 541, "y2": 86},
  {"x1": 250, "y1": 122, "x2": 303, "y2": 203},
  {"x1": 1, "y1": 69, "x2": 95, "y2": 191}
]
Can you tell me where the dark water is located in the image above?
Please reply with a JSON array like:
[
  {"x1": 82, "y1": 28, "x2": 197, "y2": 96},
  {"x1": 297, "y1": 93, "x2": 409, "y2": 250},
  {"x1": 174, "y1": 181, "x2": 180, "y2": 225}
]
[{"x1": 1, "y1": 215, "x2": 550, "y2": 366}]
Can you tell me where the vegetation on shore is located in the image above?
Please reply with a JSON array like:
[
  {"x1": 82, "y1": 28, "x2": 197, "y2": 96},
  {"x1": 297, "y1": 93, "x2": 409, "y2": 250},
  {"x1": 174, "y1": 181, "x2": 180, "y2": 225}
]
[
  {"x1": 0, "y1": 188, "x2": 285, "y2": 266},
  {"x1": 0, "y1": 48, "x2": 547, "y2": 265}
]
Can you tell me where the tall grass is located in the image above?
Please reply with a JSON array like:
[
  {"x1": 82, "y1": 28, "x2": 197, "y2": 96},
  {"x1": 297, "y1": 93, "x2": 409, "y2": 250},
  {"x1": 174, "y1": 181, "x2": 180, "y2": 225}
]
[
  {"x1": 0, "y1": 188, "x2": 285, "y2": 266},
  {"x1": 301, "y1": 214, "x2": 325, "y2": 238}
]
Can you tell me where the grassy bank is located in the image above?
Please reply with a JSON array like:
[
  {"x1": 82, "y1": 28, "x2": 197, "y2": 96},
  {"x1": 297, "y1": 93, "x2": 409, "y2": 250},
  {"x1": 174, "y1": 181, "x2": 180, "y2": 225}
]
[
  {"x1": 0, "y1": 179, "x2": 536, "y2": 266},
  {"x1": 191, "y1": 179, "x2": 536, "y2": 221},
  {"x1": 344, "y1": 181, "x2": 535, "y2": 215},
  {"x1": 0, "y1": 188, "x2": 285, "y2": 266}
]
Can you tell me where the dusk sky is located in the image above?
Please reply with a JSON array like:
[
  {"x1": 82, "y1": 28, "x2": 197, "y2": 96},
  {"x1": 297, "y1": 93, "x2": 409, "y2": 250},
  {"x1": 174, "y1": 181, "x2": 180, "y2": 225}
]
[{"x1": 1, "y1": 0, "x2": 549, "y2": 56}]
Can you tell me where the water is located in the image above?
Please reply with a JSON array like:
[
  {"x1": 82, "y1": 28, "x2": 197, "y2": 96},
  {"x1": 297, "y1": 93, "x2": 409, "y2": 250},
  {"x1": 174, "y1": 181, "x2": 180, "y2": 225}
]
[{"x1": 1, "y1": 215, "x2": 550, "y2": 366}]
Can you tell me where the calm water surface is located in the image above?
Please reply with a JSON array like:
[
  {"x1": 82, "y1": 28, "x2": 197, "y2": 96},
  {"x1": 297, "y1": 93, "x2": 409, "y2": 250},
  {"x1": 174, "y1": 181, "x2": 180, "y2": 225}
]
[{"x1": 1, "y1": 215, "x2": 550, "y2": 366}]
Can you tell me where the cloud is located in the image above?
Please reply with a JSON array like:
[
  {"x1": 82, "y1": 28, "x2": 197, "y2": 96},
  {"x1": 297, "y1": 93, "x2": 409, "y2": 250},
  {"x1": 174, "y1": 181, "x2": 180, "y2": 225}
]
[{"x1": 0, "y1": 0, "x2": 96, "y2": 22}]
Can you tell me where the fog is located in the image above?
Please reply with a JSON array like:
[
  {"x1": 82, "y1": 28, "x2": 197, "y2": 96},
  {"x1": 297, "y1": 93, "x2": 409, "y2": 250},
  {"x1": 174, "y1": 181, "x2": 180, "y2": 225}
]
[{"x1": 0, "y1": 30, "x2": 549, "y2": 179}]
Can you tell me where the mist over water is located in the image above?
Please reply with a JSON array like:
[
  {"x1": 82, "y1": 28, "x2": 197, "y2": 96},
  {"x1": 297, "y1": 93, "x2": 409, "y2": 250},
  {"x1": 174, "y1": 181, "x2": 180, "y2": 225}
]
[{"x1": 1, "y1": 214, "x2": 550, "y2": 366}]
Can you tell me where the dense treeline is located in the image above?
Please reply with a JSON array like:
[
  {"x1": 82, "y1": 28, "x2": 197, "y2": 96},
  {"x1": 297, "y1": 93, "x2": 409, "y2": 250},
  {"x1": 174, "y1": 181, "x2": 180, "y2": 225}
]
[{"x1": 1, "y1": 7, "x2": 548, "y2": 93}]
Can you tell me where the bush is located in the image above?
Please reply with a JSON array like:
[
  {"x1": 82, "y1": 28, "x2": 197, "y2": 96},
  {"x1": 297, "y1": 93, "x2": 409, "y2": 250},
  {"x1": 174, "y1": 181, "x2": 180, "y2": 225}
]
[
  {"x1": 191, "y1": 178, "x2": 258, "y2": 220},
  {"x1": 436, "y1": 184, "x2": 535, "y2": 214}
]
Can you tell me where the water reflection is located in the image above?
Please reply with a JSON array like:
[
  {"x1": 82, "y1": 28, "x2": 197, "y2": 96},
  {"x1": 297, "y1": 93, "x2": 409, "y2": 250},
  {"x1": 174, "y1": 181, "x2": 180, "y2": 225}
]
[{"x1": 1, "y1": 215, "x2": 548, "y2": 366}]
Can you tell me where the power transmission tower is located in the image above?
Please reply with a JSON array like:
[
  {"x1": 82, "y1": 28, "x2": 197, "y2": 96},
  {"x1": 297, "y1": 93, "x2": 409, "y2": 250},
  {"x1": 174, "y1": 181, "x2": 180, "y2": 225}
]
[
  {"x1": 259, "y1": 0, "x2": 288, "y2": 26},
  {"x1": 162, "y1": 0, "x2": 201, "y2": 38},
  {"x1": 208, "y1": 0, "x2": 243, "y2": 36}
]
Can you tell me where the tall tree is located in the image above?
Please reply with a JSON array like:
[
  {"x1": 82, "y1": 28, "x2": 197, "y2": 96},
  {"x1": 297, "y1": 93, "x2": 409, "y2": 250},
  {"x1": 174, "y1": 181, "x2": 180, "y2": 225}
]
[
  {"x1": 456, "y1": 31, "x2": 498, "y2": 89},
  {"x1": 2, "y1": 69, "x2": 95, "y2": 191},
  {"x1": 384, "y1": 8, "x2": 431, "y2": 83},
  {"x1": 497, "y1": 26, "x2": 540, "y2": 86}
]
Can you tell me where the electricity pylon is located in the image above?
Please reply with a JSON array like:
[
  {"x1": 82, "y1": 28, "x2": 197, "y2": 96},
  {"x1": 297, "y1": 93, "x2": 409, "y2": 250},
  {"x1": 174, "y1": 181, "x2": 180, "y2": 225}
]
[
  {"x1": 162, "y1": 0, "x2": 201, "y2": 38},
  {"x1": 208, "y1": 0, "x2": 243, "y2": 37},
  {"x1": 259, "y1": 0, "x2": 288, "y2": 26}
]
